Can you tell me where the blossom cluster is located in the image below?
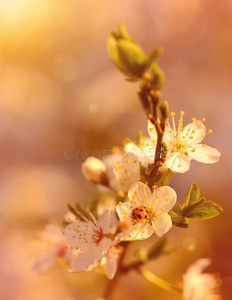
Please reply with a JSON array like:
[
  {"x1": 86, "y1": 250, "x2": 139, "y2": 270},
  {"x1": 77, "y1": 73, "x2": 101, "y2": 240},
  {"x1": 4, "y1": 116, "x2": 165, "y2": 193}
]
[{"x1": 32, "y1": 111, "x2": 221, "y2": 299}]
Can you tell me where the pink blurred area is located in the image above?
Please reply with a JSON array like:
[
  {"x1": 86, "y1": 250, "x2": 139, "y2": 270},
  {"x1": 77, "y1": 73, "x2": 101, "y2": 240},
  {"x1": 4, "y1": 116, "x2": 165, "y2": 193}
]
[{"x1": 0, "y1": 0, "x2": 231, "y2": 299}]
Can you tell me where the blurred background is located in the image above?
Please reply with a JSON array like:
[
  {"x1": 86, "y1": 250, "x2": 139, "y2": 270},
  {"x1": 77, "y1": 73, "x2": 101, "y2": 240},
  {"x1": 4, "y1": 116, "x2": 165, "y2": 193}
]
[{"x1": 0, "y1": 0, "x2": 232, "y2": 299}]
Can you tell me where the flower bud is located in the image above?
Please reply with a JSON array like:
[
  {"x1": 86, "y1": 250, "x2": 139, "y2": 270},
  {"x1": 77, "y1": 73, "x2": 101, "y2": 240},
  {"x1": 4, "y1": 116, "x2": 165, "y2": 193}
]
[{"x1": 82, "y1": 157, "x2": 109, "y2": 185}]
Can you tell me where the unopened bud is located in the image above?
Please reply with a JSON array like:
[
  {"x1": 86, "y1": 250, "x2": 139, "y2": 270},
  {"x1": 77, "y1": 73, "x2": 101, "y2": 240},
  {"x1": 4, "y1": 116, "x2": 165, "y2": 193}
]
[{"x1": 82, "y1": 157, "x2": 109, "y2": 185}]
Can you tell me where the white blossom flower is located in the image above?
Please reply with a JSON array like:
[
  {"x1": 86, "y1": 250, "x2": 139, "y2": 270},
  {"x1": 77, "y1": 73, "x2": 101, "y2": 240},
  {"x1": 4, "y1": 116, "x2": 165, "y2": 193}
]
[
  {"x1": 116, "y1": 182, "x2": 177, "y2": 239},
  {"x1": 65, "y1": 208, "x2": 118, "y2": 274},
  {"x1": 144, "y1": 111, "x2": 221, "y2": 173},
  {"x1": 32, "y1": 223, "x2": 73, "y2": 273},
  {"x1": 82, "y1": 157, "x2": 108, "y2": 185},
  {"x1": 183, "y1": 258, "x2": 221, "y2": 300},
  {"x1": 125, "y1": 136, "x2": 155, "y2": 167},
  {"x1": 114, "y1": 152, "x2": 140, "y2": 193}
]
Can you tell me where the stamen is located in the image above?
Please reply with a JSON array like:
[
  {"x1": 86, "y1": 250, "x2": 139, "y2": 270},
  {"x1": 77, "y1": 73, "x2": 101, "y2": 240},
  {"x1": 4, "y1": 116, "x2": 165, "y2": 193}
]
[{"x1": 208, "y1": 129, "x2": 213, "y2": 134}]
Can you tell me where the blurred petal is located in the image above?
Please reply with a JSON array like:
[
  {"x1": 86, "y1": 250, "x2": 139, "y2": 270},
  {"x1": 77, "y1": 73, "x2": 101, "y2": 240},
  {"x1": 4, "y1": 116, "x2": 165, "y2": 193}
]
[
  {"x1": 152, "y1": 186, "x2": 177, "y2": 213},
  {"x1": 101, "y1": 248, "x2": 120, "y2": 279},
  {"x1": 152, "y1": 213, "x2": 172, "y2": 237},
  {"x1": 130, "y1": 222, "x2": 154, "y2": 240},
  {"x1": 166, "y1": 152, "x2": 190, "y2": 173},
  {"x1": 187, "y1": 144, "x2": 221, "y2": 164}
]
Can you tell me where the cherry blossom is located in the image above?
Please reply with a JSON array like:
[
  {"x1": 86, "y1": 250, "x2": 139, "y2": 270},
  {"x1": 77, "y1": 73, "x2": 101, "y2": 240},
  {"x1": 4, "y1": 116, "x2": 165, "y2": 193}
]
[
  {"x1": 116, "y1": 182, "x2": 177, "y2": 239},
  {"x1": 144, "y1": 112, "x2": 221, "y2": 173}
]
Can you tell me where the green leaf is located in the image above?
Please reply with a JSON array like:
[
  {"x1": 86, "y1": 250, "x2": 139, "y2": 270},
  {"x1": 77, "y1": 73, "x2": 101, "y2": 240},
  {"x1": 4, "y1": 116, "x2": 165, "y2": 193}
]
[
  {"x1": 186, "y1": 200, "x2": 223, "y2": 220},
  {"x1": 171, "y1": 204, "x2": 182, "y2": 215},
  {"x1": 150, "y1": 63, "x2": 165, "y2": 90},
  {"x1": 147, "y1": 237, "x2": 175, "y2": 260},
  {"x1": 145, "y1": 47, "x2": 163, "y2": 71},
  {"x1": 137, "y1": 88, "x2": 152, "y2": 116},
  {"x1": 75, "y1": 202, "x2": 90, "y2": 221},
  {"x1": 67, "y1": 203, "x2": 79, "y2": 218},
  {"x1": 182, "y1": 182, "x2": 201, "y2": 210},
  {"x1": 171, "y1": 216, "x2": 189, "y2": 228},
  {"x1": 183, "y1": 198, "x2": 205, "y2": 218}
]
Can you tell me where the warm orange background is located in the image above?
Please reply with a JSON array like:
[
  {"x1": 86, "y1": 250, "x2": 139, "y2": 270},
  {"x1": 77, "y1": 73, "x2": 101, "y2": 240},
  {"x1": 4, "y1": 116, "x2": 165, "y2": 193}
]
[{"x1": 1, "y1": 0, "x2": 231, "y2": 299}]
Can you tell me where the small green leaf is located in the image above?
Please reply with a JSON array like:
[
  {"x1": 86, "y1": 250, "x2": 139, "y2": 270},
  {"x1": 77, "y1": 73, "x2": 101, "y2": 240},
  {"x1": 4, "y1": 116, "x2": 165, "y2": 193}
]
[
  {"x1": 75, "y1": 202, "x2": 90, "y2": 221},
  {"x1": 134, "y1": 248, "x2": 148, "y2": 262},
  {"x1": 171, "y1": 204, "x2": 182, "y2": 215},
  {"x1": 182, "y1": 182, "x2": 201, "y2": 210},
  {"x1": 171, "y1": 216, "x2": 189, "y2": 228},
  {"x1": 150, "y1": 63, "x2": 165, "y2": 90},
  {"x1": 145, "y1": 47, "x2": 163, "y2": 71},
  {"x1": 67, "y1": 203, "x2": 79, "y2": 218},
  {"x1": 147, "y1": 237, "x2": 175, "y2": 260},
  {"x1": 183, "y1": 198, "x2": 205, "y2": 218},
  {"x1": 137, "y1": 88, "x2": 152, "y2": 116},
  {"x1": 186, "y1": 201, "x2": 223, "y2": 220}
]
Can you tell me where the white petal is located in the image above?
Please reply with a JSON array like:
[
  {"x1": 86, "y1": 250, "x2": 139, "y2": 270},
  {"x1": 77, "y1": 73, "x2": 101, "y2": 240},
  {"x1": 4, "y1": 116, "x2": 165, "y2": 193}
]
[
  {"x1": 130, "y1": 222, "x2": 154, "y2": 240},
  {"x1": 147, "y1": 120, "x2": 157, "y2": 140},
  {"x1": 163, "y1": 122, "x2": 176, "y2": 146},
  {"x1": 114, "y1": 153, "x2": 140, "y2": 193},
  {"x1": 186, "y1": 258, "x2": 211, "y2": 275},
  {"x1": 152, "y1": 212, "x2": 172, "y2": 237},
  {"x1": 32, "y1": 253, "x2": 56, "y2": 273},
  {"x1": 101, "y1": 248, "x2": 120, "y2": 279},
  {"x1": 65, "y1": 221, "x2": 96, "y2": 248},
  {"x1": 70, "y1": 245, "x2": 98, "y2": 272},
  {"x1": 187, "y1": 144, "x2": 221, "y2": 164},
  {"x1": 152, "y1": 186, "x2": 177, "y2": 213},
  {"x1": 128, "y1": 182, "x2": 152, "y2": 206},
  {"x1": 98, "y1": 209, "x2": 111, "y2": 234},
  {"x1": 181, "y1": 120, "x2": 206, "y2": 145},
  {"x1": 125, "y1": 143, "x2": 144, "y2": 160},
  {"x1": 96, "y1": 237, "x2": 112, "y2": 260},
  {"x1": 125, "y1": 141, "x2": 154, "y2": 167},
  {"x1": 165, "y1": 152, "x2": 190, "y2": 173},
  {"x1": 116, "y1": 202, "x2": 135, "y2": 222},
  {"x1": 143, "y1": 145, "x2": 156, "y2": 162}
]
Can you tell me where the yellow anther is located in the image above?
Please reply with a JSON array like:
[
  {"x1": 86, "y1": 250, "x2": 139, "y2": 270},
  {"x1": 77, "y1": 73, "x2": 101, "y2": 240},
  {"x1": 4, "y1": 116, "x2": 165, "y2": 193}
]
[
  {"x1": 165, "y1": 197, "x2": 169, "y2": 202},
  {"x1": 156, "y1": 216, "x2": 159, "y2": 220},
  {"x1": 134, "y1": 190, "x2": 139, "y2": 194},
  {"x1": 202, "y1": 118, "x2": 206, "y2": 122},
  {"x1": 125, "y1": 154, "x2": 129, "y2": 158},
  {"x1": 169, "y1": 130, "x2": 173, "y2": 133},
  {"x1": 161, "y1": 207, "x2": 165, "y2": 212},
  {"x1": 124, "y1": 170, "x2": 128, "y2": 174},
  {"x1": 152, "y1": 139, "x2": 156, "y2": 144},
  {"x1": 149, "y1": 128, "x2": 154, "y2": 132},
  {"x1": 171, "y1": 112, "x2": 175, "y2": 116},
  {"x1": 118, "y1": 202, "x2": 122, "y2": 206},
  {"x1": 145, "y1": 195, "x2": 148, "y2": 199},
  {"x1": 195, "y1": 121, "x2": 200, "y2": 126},
  {"x1": 84, "y1": 228, "x2": 87, "y2": 231},
  {"x1": 142, "y1": 183, "x2": 146, "y2": 188},
  {"x1": 141, "y1": 230, "x2": 146, "y2": 233},
  {"x1": 192, "y1": 117, "x2": 196, "y2": 121},
  {"x1": 156, "y1": 195, "x2": 159, "y2": 200},
  {"x1": 135, "y1": 226, "x2": 139, "y2": 230},
  {"x1": 142, "y1": 219, "x2": 146, "y2": 223},
  {"x1": 125, "y1": 159, "x2": 130, "y2": 164},
  {"x1": 180, "y1": 111, "x2": 185, "y2": 115},
  {"x1": 116, "y1": 161, "x2": 120, "y2": 165},
  {"x1": 191, "y1": 149, "x2": 196, "y2": 152},
  {"x1": 133, "y1": 160, "x2": 137, "y2": 163},
  {"x1": 178, "y1": 119, "x2": 182, "y2": 124},
  {"x1": 208, "y1": 129, "x2": 213, "y2": 134},
  {"x1": 186, "y1": 133, "x2": 189, "y2": 136},
  {"x1": 128, "y1": 226, "x2": 132, "y2": 230},
  {"x1": 201, "y1": 135, "x2": 205, "y2": 138},
  {"x1": 73, "y1": 236, "x2": 76, "y2": 238},
  {"x1": 142, "y1": 200, "x2": 146, "y2": 203},
  {"x1": 152, "y1": 185, "x2": 157, "y2": 189},
  {"x1": 174, "y1": 135, "x2": 177, "y2": 138},
  {"x1": 202, "y1": 144, "x2": 206, "y2": 147},
  {"x1": 154, "y1": 228, "x2": 158, "y2": 232},
  {"x1": 190, "y1": 136, "x2": 194, "y2": 139},
  {"x1": 192, "y1": 130, "x2": 195, "y2": 134}
]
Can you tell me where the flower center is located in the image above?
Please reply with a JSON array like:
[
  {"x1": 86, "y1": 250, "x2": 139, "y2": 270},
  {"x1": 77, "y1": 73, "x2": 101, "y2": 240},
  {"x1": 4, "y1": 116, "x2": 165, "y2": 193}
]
[{"x1": 131, "y1": 206, "x2": 152, "y2": 222}]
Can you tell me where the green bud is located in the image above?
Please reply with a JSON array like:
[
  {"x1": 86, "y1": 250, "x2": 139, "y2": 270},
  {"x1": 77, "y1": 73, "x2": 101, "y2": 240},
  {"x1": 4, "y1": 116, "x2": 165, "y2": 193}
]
[
  {"x1": 108, "y1": 25, "x2": 147, "y2": 78},
  {"x1": 150, "y1": 63, "x2": 165, "y2": 90},
  {"x1": 159, "y1": 100, "x2": 169, "y2": 124},
  {"x1": 137, "y1": 88, "x2": 152, "y2": 116},
  {"x1": 148, "y1": 237, "x2": 175, "y2": 260}
]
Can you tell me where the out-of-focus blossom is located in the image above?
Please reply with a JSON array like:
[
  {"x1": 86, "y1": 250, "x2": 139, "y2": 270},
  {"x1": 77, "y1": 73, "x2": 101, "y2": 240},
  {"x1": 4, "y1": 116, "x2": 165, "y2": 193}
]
[
  {"x1": 32, "y1": 223, "x2": 73, "y2": 273},
  {"x1": 144, "y1": 112, "x2": 221, "y2": 173},
  {"x1": 82, "y1": 157, "x2": 109, "y2": 185},
  {"x1": 114, "y1": 152, "x2": 140, "y2": 193},
  {"x1": 65, "y1": 208, "x2": 119, "y2": 276},
  {"x1": 116, "y1": 182, "x2": 176, "y2": 239},
  {"x1": 183, "y1": 258, "x2": 221, "y2": 300}
]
